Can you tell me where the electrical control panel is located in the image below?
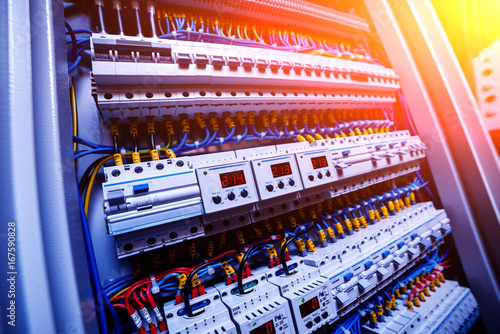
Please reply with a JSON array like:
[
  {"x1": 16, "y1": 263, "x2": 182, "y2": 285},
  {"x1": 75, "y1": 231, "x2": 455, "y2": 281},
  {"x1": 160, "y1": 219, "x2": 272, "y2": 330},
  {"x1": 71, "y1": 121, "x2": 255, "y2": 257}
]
[
  {"x1": 267, "y1": 261, "x2": 337, "y2": 333},
  {"x1": 57, "y1": 0, "x2": 484, "y2": 332},
  {"x1": 215, "y1": 272, "x2": 295, "y2": 334}
]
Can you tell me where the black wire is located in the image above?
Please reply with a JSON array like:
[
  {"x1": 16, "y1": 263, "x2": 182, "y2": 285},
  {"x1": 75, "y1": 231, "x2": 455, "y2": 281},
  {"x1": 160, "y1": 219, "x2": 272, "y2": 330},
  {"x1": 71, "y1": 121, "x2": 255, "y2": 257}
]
[
  {"x1": 280, "y1": 222, "x2": 317, "y2": 276},
  {"x1": 183, "y1": 246, "x2": 244, "y2": 317},
  {"x1": 65, "y1": 21, "x2": 77, "y2": 62},
  {"x1": 236, "y1": 236, "x2": 283, "y2": 295},
  {"x1": 78, "y1": 156, "x2": 109, "y2": 194},
  {"x1": 113, "y1": 135, "x2": 119, "y2": 153},
  {"x1": 132, "y1": 133, "x2": 138, "y2": 152},
  {"x1": 150, "y1": 132, "x2": 155, "y2": 149}
]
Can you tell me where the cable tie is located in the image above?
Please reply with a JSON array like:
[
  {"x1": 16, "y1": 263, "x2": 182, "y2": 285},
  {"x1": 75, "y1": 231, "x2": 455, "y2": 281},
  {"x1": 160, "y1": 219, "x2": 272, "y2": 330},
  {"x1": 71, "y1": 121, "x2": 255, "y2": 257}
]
[
  {"x1": 270, "y1": 235, "x2": 277, "y2": 240},
  {"x1": 230, "y1": 35, "x2": 235, "y2": 45},
  {"x1": 194, "y1": 140, "x2": 200, "y2": 149},
  {"x1": 172, "y1": 30, "x2": 177, "y2": 40},
  {"x1": 236, "y1": 135, "x2": 241, "y2": 143},
  {"x1": 299, "y1": 225, "x2": 306, "y2": 231},
  {"x1": 294, "y1": 45, "x2": 300, "y2": 52},
  {"x1": 197, "y1": 29, "x2": 203, "y2": 41},
  {"x1": 272, "y1": 43, "x2": 277, "y2": 49},
  {"x1": 155, "y1": 145, "x2": 161, "y2": 150},
  {"x1": 260, "y1": 132, "x2": 266, "y2": 140},
  {"x1": 150, "y1": 272, "x2": 160, "y2": 294},
  {"x1": 278, "y1": 131, "x2": 283, "y2": 139},
  {"x1": 203, "y1": 258, "x2": 209, "y2": 263},
  {"x1": 120, "y1": 147, "x2": 127, "y2": 155},
  {"x1": 219, "y1": 137, "x2": 224, "y2": 144},
  {"x1": 207, "y1": 266, "x2": 215, "y2": 275},
  {"x1": 186, "y1": 27, "x2": 191, "y2": 40}
]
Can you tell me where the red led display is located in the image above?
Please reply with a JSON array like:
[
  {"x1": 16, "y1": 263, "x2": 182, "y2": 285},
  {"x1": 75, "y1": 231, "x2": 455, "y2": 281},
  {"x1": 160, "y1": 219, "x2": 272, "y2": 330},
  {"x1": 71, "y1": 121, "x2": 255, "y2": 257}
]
[
  {"x1": 249, "y1": 320, "x2": 276, "y2": 334},
  {"x1": 220, "y1": 170, "x2": 246, "y2": 188},
  {"x1": 311, "y1": 156, "x2": 328, "y2": 169},
  {"x1": 299, "y1": 296, "x2": 319, "y2": 318},
  {"x1": 271, "y1": 162, "x2": 292, "y2": 178}
]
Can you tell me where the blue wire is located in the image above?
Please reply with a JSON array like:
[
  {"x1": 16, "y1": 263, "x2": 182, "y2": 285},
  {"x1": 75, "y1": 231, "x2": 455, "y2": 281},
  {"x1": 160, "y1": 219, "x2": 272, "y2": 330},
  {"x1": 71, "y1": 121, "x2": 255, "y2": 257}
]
[{"x1": 77, "y1": 188, "x2": 108, "y2": 333}]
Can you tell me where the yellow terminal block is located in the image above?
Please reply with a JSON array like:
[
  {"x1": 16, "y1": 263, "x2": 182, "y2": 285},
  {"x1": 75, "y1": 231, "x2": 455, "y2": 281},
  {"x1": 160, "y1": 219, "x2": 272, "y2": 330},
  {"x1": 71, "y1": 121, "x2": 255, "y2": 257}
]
[
  {"x1": 210, "y1": 117, "x2": 219, "y2": 131},
  {"x1": 439, "y1": 272, "x2": 445, "y2": 283},
  {"x1": 132, "y1": 152, "x2": 141, "y2": 164},
  {"x1": 380, "y1": 206, "x2": 389, "y2": 219},
  {"x1": 271, "y1": 110, "x2": 278, "y2": 124},
  {"x1": 264, "y1": 220, "x2": 273, "y2": 233},
  {"x1": 129, "y1": 118, "x2": 138, "y2": 135},
  {"x1": 325, "y1": 227, "x2": 336, "y2": 240},
  {"x1": 110, "y1": 119, "x2": 120, "y2": 137},
  {"x1": 167, "y1": 248, "x2": 176, "y2": 264},
  {"x1": 262, "y1": 114, "x2": 270, "y2": 127},
  {"x1": 236, "y1": 230, "x2": 245, "y2": 244},
  {"x1": 274, "y1": 217, "x2": 283, "y2": 230},
  {"x1": 306, "y1": 239, "x2": 317, "y2": 252},
  {"x1": 352, "y1": 217, "x2": 361, "y2": 231},
  {"x1": 177, "y1": 274, "x2": 187, "y2": 289},
  {"x1": 147, "y1": 117, "x2": 155, "y2": 134},
  {"x1": 394, "y1": 200, "x2": 401, "y2": 213},
  {"x1": 359, "y1": 216, "x2": 368, "y2": 229},
  {"x1": 207, "y1": 239, "x2": 215, "y2": 258},
  {"x1": 188, "y1": 242, "x2": 196, "y2": 259},
  {"x1": 376, "y1": 304, "x2": 383, "y2": 316},
  {"x1": 267, "y1": 246, "x2": 278, "y2": 259},
  {"x1": 410, "y1": 192, "x2": 416, "y2": 204},
  {"x1": 399, "y1": 199, "x2": 406, "y2": 210},
  {"x1": 305, "y1": 134, "x2": 315, "y2": 143},
  {"x1": 369, "y1": 210, "x2": 376, "y2": 221},
  {"x1": 394, "y1": 289, "x2": 401, "y2": 299},
  {"x1": 375, "y1": 210, "x2": 382, "y2": 222},
  {"x1": 295, "y1": 238, "x2": 306, "y2": 251},
  {"x1": 344, "y1": 219, "x2": 353, "y2": 232},
  {"x1": 334, "y1": 222, "x2": 344, "y2": 234},
  {"x1": 385, "y1": 300, "x2": 392, "y2": 312},
  {"x1": 165, "y1": 149, "x2": 176, "y2": 159},
  {"x1": 388, "y1": 201, "x2": 395, "y2": 213},
  {"x1": 113, "y1": 153, "x2": 123, "y2": 166},
  {"x1": 401, "y1": 285, "x2": 407, "y2": 294},
  {"x1": 408, "y1": 279, "x2": 414, "y2": 289},
  {"x1": 302, "y1": 112, "x2": 309, "y2": 126},
  {"x1": 288, "y1": 215, "x2": 297, "y2": 229},
  {"x1": 415, "y1": 276, "x2": 420, "y2": 284},
  {"x1": 312, "y1": 113, "x2": 320, "y2": 125},
  {"x1": 434, "y1": 276, "x2": 441, "y2": 288},
  {"x1": 195, "y1": 113, "x2": 207, "y2": 129},
  {"x1": 219, "y1": 232, "x2": 227, "y2": 248},
  {"x1": 225, "y1": 116, "x2": 235, "y2": 128},
  {"x1": 165, "y1": 117, "x2": 175, "y2": 136},
  {"x1": 406, "y1": 300, "x2": 414, "y2": 310},
  {"x1": 221, "y1": 262, "x2": 235, "y2": 276},
  {"x1": 391, "y1": 296, "x2": 397, "y2": 310},
  {"x1": 412, "y1": 296, "x2": 420, "y2": 307},
  {"x1": 417, "y1": 291, "x2": 425, "y2": 302},
  {"x1": 235, "y1": 252, "x2": 244, "y2": 263},
  {"x1": 253, "y1": 226, "x2": 263, "y2": 238},
  {"x1": 317, "y1": 229, "x2": 327, "y2": 242},
  {"x1": 150, "y1": 149, "x2": 159, "y2": 161},
  {"x1": 354, "y1": 128, "x2": 362, "y2": 136},
  {"x1": 291, "y1": 112, "x2": 298, "y2": 125},
  {"x1": 423, "y1": 286, "x2": 430, "y2": 297},
  {"x1": 296, "y1": 134, "x2": 306, "y2": 142},
  {"x1": 280, "y1": 237, "x2": 288, "y2": 253},
  {"x1": 298, "y1": 208, "x2": 306, "y2": 221},
  {"x1": 367, "y1": 127, "x2": 374, "y2": 134},
  {"x1": 192, "y1": 274, "x2": 201, "y2": 287},
  {"x1": 314, "y1": 134, "x2": 324, "y2": 140},
  {"x1": 282, "y1": 110, "x2": 290, "y2": 126},
  {"x1": 309, "y1": 208, "x2": 318, "y2": 220},
  {"x1": 405, "y1": 196, "x2": 411, "y2": 208},
  {"x1": 236, "y1": 111, "x2": 246, "y2": 126},
  {"x1": 181, "y1": 119, "x2": 190, "y2": 133},
  {"x1": 369, "y1": 310, "x2": 377, "y2": 323}
]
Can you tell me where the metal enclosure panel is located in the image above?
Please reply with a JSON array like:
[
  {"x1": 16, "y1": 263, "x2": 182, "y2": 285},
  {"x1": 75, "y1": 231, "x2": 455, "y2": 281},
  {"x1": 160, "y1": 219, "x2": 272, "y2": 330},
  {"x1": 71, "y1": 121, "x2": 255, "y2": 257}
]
[
  {"x1": 0, "y1": 0, "x2": 98, "y2": 333},
  {"x1": 363, "y1": 0, "x2": 500, "y2": 332}
]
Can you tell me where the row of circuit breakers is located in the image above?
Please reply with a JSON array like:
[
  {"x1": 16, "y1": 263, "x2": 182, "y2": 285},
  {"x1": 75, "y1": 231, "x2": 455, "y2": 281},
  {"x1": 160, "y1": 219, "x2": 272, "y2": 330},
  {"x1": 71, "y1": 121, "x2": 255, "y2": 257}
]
[
  {"x1": 161, "y1": 201, "x2": 453, "y2": 334},
  {"x1": 102, "y1": 130, "x2": 426, "y2": 257}
]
